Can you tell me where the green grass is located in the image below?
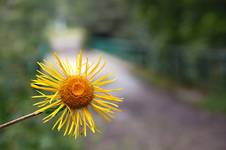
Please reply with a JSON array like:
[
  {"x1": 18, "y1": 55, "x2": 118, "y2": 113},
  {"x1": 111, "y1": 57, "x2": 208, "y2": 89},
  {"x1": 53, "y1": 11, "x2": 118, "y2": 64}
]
[
  {"x1": 132, "y1": 66, "x2": 178, "y2": 90},
  {"x1": 197, "y1": 92, "x2": 226, "y2": 114}
]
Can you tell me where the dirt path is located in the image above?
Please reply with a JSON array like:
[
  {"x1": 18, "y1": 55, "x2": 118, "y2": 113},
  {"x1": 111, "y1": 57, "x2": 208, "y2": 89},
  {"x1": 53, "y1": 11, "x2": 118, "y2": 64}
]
[{"x1": 85, "y1": 51, "x2": 226, "y2": 150}]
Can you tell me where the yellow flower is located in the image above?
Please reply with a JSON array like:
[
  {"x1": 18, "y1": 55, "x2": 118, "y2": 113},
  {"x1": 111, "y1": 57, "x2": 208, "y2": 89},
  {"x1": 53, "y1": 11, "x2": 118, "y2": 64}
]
[{"x1": 31, "y1": 50, "x2": 123, "y2": 139}]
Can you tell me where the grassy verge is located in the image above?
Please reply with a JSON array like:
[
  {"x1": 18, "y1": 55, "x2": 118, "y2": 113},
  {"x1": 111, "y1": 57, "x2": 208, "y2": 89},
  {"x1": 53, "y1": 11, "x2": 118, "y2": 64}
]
[
  {"x1": 133, "y1": 65, "x2": 226, "y2": 114},
  {"x1": 132, "y1": 66, "x2": 178, "y2": 91},
  {"x1": 196, "y1": 92, "x2": 226, "y2": 114}
]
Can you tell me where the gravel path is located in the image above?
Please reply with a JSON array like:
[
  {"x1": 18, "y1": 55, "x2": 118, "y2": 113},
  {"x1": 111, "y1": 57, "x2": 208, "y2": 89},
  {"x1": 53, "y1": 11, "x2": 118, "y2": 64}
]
[{"x1": 85, "y1": 51, "x2": 226, "y2": 150}]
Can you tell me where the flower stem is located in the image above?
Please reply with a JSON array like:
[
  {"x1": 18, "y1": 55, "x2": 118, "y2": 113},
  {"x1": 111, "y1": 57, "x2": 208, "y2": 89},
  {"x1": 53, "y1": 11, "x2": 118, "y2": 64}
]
[{"x1": 0, "y1": 112, "x2": 42, "y2": 129}]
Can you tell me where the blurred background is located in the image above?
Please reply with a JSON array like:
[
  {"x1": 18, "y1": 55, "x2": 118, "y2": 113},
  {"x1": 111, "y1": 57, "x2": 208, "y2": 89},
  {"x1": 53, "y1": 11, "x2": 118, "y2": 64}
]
[{"x1": 0, "y1": 0, "x2": 226, "y2": 149}]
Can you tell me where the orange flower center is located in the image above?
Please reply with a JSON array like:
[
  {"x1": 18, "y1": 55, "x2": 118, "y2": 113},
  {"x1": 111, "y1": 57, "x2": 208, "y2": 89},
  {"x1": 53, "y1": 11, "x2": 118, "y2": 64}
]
[{"x1": 59, "y1": 76, "x2": 94, "y2": 109}]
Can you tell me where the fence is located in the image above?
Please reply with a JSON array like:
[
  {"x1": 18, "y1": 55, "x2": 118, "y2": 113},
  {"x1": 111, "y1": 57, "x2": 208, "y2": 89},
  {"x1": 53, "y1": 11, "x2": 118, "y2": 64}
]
[{"x1": 89, "y1": 36, "x2": 226, "y2": 89}]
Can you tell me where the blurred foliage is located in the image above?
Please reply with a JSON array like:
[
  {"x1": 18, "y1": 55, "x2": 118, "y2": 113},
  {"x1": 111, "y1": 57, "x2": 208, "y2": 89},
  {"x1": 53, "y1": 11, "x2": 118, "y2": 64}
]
[
  {"x1": 0, "y1": 0, "x2": 83, "y2": 149},
  {"x1": 65, "y1": 0, "x2": 130, "y2": 36},
  {"x1": 0, "y1": 0, "x2": 55, "y2": 54},
  {"x1": 132, "y1": 0, "x2": 226, "y2": 89},
  {"x1": 0, "y1": 0, "x2": 52, "y2": 121},
  {"x1": 135, "y1": 0, "x2": 226, "y2": 48},
  {"x1": 59, "y1": 0, "x2": 152, "y2": 47},
  {"x1": 61, "y1": 0, "x2": 226, "y2": 48},
  {"x1": 197, "y1": 91, "x2": 226, "y2": 114}
]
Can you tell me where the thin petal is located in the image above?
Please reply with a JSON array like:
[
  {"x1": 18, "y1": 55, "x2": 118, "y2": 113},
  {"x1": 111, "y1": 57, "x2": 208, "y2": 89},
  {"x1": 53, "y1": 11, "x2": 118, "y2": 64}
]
[
  {"x1": 89, "y1": 59, "x2": 106, "y2": 81},
  {"x1": 88, "y1": 55, "x2": 102, "y2": 77},
  {"x1": 35, "y1": 100, "x2": 61, "y2": 114},
  {"x1": 52, "y1": 51, "x2": 69, "y2": 76},
  {"x1": 94, "y1": 94, "x2": 123, "y2": 102}
]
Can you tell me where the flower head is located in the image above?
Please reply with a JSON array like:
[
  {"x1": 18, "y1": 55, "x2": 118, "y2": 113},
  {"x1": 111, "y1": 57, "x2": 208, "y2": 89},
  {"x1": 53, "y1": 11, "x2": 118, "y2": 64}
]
[{"x1": 31, "y1": 50, "x2": 123, "y2": 139}]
